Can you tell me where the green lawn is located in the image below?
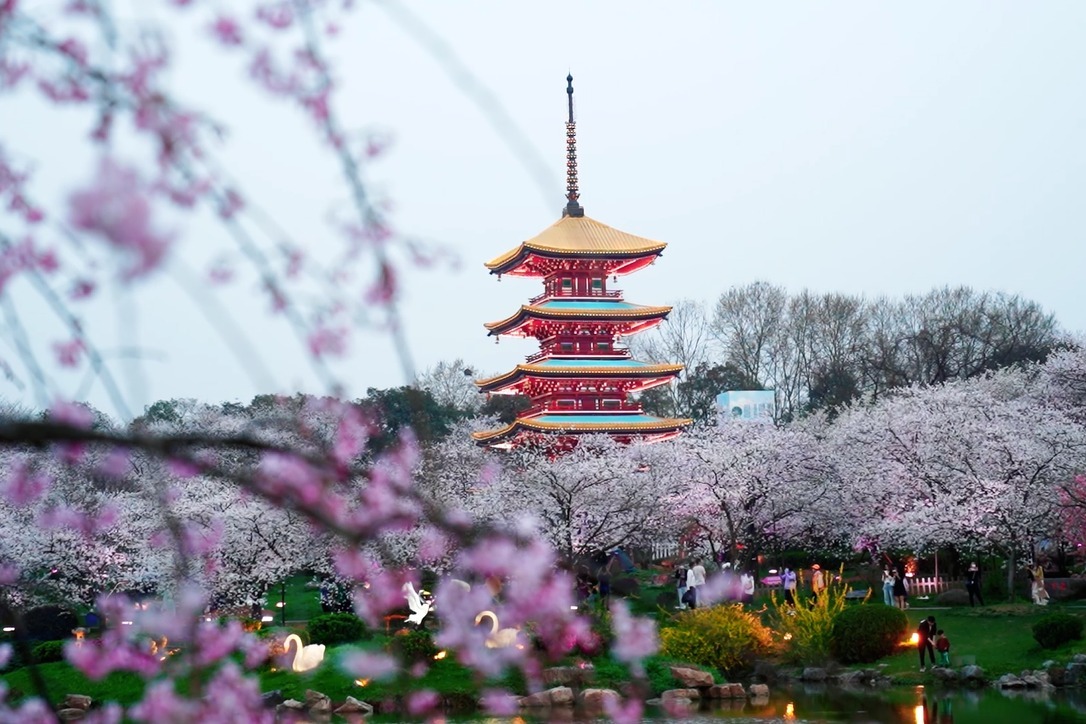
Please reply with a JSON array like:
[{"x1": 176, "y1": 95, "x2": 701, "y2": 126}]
[{"x1": 860, "y1": 603, "x2": 1086, "y2": 681}]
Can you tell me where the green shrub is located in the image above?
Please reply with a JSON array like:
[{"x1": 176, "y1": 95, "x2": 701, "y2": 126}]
[
  {"x1": 306, "y1": 613, "x2": 368, "y2": 646},
  {"x1": 659, "y1": 605, "x2": 774, "y2": 675},
  {"x1": 31, "y1": 639, "x2": 66, "y2": 664},
  {"x1": 770, "y1": 567, "x2": 851, "y2": 664},
  {"x1": 23, "y1": 606, "x2": 78, "y2": 641},
  {"x1": 830, "y1": 604, "x2": 908, "y2": 663},
  {"x1": 934, "y1": 589, "x2": 970, "y2": 607},
  {"x1": 1032, "y1": 613, "x2": 1084, "y2": 649},
  {"x1": 389, "y1": 629, "x2": 439, "y2": 664}
]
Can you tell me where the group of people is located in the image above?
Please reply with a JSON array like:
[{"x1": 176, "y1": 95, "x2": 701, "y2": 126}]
[
  {"x1": 881, "y1": 561, "x2": 987, "y2": 609},
  {"x1": 673, "y1": 558, "x2": 758, "y2": 609}
]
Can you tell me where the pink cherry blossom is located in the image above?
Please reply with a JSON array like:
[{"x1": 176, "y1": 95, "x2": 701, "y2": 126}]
[
  {"x1": 69, "y1": 159, "x2": 174, "y2": 279},
  {"x1": 209, "y1": 16, "x2": 244, "y2": 47}
]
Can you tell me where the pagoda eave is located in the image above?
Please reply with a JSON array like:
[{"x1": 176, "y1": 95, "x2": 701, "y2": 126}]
[
  {"x1": 476, "y1": 363, "x2": 683, "y2": 394},
  {"x1": 487, "y1": 250, "x2": 661, "y2": 278},
  {"x1": 484, "y1": 305, "x2": 671, "y2": 337},
  {"x1": 472, "y1": 413, "x2": 692, "y2": 446}
]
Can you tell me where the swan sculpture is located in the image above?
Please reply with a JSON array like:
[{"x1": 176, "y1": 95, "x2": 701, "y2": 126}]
[
  {"x1": 283, "y1": 633, "x2": 326, "y2": 672},
  {"x1": 474, "y1": 610, "x2": 519, "y2": 649},
  {"x1": 403, "y1": 582, "x2": 432, "y2": 626}
]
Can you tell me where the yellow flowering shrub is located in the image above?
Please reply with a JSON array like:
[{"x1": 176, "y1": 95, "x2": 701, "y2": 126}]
[{"x1": 659, "y1": 604, "x2": 776, "y2": 675}]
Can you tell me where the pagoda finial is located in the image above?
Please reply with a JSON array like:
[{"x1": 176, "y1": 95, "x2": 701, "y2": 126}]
[{"x1": 563, "y1": 73, "x2": 584, "y2": 218}]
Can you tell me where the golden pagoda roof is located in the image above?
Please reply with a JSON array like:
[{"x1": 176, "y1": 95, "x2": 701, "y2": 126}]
[
  {"x1": 471, "y1": 413, "x2": 692, "y2": 444},
  {"x1": 485, "y1": 215, "x2": 667, "y2": 276}
]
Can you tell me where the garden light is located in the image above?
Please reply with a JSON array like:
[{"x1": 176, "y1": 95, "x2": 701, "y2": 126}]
[{"x1": 1, "y1": 627, "x2": 13, "y2": 633}]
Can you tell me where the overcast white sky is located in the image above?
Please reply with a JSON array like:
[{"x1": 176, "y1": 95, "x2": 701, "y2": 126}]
[{"x1": 5, "y1": 1, "x2": 1086, "y2": 417}]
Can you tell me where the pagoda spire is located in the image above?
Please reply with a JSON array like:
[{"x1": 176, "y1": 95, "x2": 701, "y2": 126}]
[{"x1": 563, "y1": 73, "x2": 584, "y2": 218}]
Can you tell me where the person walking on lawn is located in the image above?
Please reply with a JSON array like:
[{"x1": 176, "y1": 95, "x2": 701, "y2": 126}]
[
  {"x1": 811, "y1": 564, "x2": 825, "y2": 602},
  {"x1": 917, "y1": 615, "x2": 938, "y2": 671},
  {"x1": 965, "y1": 562, "x2": 984, "y2": 607}
]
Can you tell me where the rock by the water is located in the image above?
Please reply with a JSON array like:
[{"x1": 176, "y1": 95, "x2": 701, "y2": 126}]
[
  {"x1": 579, "y1": 688, "x2": 620, "y2": 709},
  {"x1": 519, "y1": 686, "x2": 574, "y2": 708},
  {"x1": 660, "y1": 688, "x2": 701, "y2": 703},
  {"x1": 706, "y1": 683, "x2": 743, "y2": 699},
  {"x1": 1072, "y1": 653, "x2": 1086, "y2": 664},
  {"x1": 543, "y1": 665, "x2": 595, "y2": 687},
  {"x1": 670, "y1": 666, "x2": 713, "y2": 688},
  {"x1": 334, "y1": 696, "x2": 374, "y2": 715},
  {"x1": 749, "y1": 683, "x2": 769, "y2": 697},
  {"x1": 63, "y1": 695, "x2": 92, "y2": 711},
  {"x1": 961, "y1": 665, "x2": 986, "y2": 685},
  {"x1": 56, "y1": 710, "x2": 85, "y2": 722},
  {"x1": 277, "y1": 699, "x2": 305, "y2": 712},
  {"x1": 997, "y1": 673, "x2": 1025, "y2": 689},
  {"x1": 931, "y1": 667, "x2": 958, "y2": 683},
  {"x1": 260, "y1": 690, "x2": 283, "y2": 708},
  {"x1": 801, "y1": 667, "x2": 827, "y2": 682}
]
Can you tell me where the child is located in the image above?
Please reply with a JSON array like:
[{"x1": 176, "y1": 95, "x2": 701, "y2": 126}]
[{"x1": 934, "y1": 629, "x2": 951, "y2": 666}]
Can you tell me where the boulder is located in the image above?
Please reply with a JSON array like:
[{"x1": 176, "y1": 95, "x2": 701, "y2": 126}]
[
  {"x1": 519, "y1": 687, "x2": 573, "y2": 708},
  {"x1": 801, "y1": 667, "x2": 827, "y2": 682},
  {"x1": 277, "y1": 700, "x2": 305, "y2": 713},
  {"x1": 961, "y1": 665, "x2": 986, "y2": 685},
  {"x1": 670, "y1": 665, "x2": 714, "y2": 688},
  {"x1": 56, "y1": 710, "x2": 85, "y2": 722},
  {"x1": 519, "y1": 691, "x2": 552, "y2": 708},
  {"x1": 543, "y1": 665, "x2": 595, "y2": 687},
  {"x1": 334, "y1": 696, "x2": 374, "y2": 715},
  {"x1": 578, "y1": 688, "x2": 620, "y2": 709},
  {"x1": 931, "y1": 667, "x2": 958, "y2": 683},
  {"x1": 660, "y1": 688, "x2": 701, "y2": 703},
  {"x1": 1021, "y1": 675, "x2": 1043, "y2": 689},
  {"x1": 1073, "y1": 653, "x2": 1086, "y2": 664},
  {"x1": 63, "y1": 695, "x2": 92, "y2": 711},
  {"x1": 749, "y1": 684, "x2": 770, "y2": 697},
  {"x1": 997, "y1": 673, "x2": 1025, "y2": 689},
  {"x1": 1066, "y1": 662, "x2": 1086, "y2": 685},
  {"x1": 836, "y1": 670, "x2": 865, "y2": 686},
  {"x1": 726, "y1": 683, "x2": 745, "y2": 698},
  {"x1": 260, "y1": 690, "x2": 283, "y2": 708},
  {"x1": 1048, "y1": 665, "x2": 1070, "y2": 687},
  {"x1": 305, "y1": 689, "x2": 332, "y2": 714}
]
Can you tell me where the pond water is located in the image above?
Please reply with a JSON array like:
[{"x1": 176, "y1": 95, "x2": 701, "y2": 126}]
[
  {"x1": 634, "y1": 685, "x2": 1086, "y2": 723},
  {"x1": 455, "y1": 686, "x2": 1086, "y2": 723}
]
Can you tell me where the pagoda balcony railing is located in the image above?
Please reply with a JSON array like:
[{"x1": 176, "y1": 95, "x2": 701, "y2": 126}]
[
  {"x1": 524, "y1": 349, "x2": 631, "y2": 364},
  {"x1": 528, "y1": 289, "x2": 623, "y2": 305},
  {"x1": 525, "y1": 401, "x2": 644, "y2": 417}
]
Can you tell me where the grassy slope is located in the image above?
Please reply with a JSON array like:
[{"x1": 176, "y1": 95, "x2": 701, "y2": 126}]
[{"x1": 863, "y1": 604, "x2": 1086, "y2": 682}]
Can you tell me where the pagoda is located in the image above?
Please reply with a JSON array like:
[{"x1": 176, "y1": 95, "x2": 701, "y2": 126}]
[{"x1": 472, "y1": 75, "x2": 691, "y2": 448}]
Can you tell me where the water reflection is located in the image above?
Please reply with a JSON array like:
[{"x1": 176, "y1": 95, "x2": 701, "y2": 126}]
[{"x1": 634, "y1": 685, "x2": 1086, "y2": 723}]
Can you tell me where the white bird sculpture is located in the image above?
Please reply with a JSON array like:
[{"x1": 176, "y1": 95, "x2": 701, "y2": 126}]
[
  {"x1": 474, "y1": 610, "x2": 519, "y2": 649},
  {"x1": 283, "y1": 633, "x2": 325, "y2": 672},
  {"x1": 403, "y1": 582, "x2": 432, "y2": 626}
]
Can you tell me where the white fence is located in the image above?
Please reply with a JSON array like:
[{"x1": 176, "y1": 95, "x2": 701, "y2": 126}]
[{"x1": 756, "y1": 575, "x2": 963, "y2": 597}]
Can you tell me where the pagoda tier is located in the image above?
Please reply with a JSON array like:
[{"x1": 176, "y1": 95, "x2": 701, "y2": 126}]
[
  {"x1": 484, "y1": 299, "x2": 671, "y2": 338},
  {"x1": 476, "y1": 358, "x2": 684, "y2": 396},
  {"x1": 473, "y1": 75, "x2": 691, "y2": 448},
  {"x1": 471, "y1": 413, "x2": 689, "y2": 448},
  {"x1": 484, "y1": 214, "x2": 666, "y2": 278}
]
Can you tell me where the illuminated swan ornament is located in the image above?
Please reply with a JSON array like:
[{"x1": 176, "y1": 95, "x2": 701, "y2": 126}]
[
  {"x1": 403, "y1": 582, "x2": 432, "y2": 626},
  {"x1": 474, "y1": 610, "x2": 519, "y2": 649},
  {"x1": 283, "y1": 634, "x2": 325, "y2": 672}
]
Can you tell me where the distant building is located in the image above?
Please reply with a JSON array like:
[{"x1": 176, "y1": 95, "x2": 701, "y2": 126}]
[{"x1": 716, "y1": 390, "x2": 775, "y2": 422}]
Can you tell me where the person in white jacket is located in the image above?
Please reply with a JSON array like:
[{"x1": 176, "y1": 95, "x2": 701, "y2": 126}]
[{"x1": 687, "y1": 558, "x2": 706, "y2": 607}]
